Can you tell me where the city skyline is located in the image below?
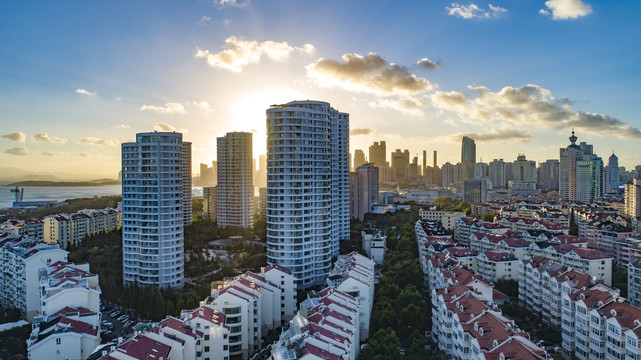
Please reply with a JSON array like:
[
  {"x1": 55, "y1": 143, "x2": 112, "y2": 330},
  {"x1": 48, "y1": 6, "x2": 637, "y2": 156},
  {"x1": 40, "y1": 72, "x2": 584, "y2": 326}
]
[{"x1": 2, "y1": 0, "x2": 641, "y2": 179}]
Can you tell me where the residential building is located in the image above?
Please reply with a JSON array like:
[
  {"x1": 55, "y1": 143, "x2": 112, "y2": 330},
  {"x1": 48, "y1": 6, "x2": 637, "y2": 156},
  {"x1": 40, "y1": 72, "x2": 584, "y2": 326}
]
[
  {"x1": 463, "y1": 179, "x2": 488, "y2": 204},
  {"x1": 391, "y1": 149, "x2": 410, "y2": 181},
  {"x1": 121, "y1": 131, "x2": 188, "y2": 289},
  {"x1": 0, "y1": 235, "x2": 68, "y2": 321},
  {"x1": 489, "y1": 159, "x2": 507, "y2": 188},
  {"x1": 353, "y1": 149, "x2": 366, "y2": 169},
  {"x1": 625, "y1": 179, "x2": 641, "y2": 218},
  {"x1": 474, "y1": 162, "x2": 488, "y2": 180},
  {"x1": 361, "y1": 228, "x2": 386, "y2": 265},
  {"x1": 326, "y1": 252, "x2": 375, "y2": 340},
  {"x1": 461, "y1": 136, "x2": 476, "y2": 181},
  {"x1": 266, "y1": 100, "x2": 349, "y2": 288},
  {"x1": 606, "y1": 153, "x2": 619, "y2": 193},
  {"x1": 629, "y1": 258, "x2": 641, "y2": 307},
  {"x1": 27, "y1": 261, "x2": 101, "y2": 360},
  {"x1": 559, "y1": 131, "x2": 604, "y2": 203},
  {"x1": 183, "y1": 141, "x2": 192, "y2": 226},
  {"x1": 350, "y1": 163, "x2": 379, "y2": 221},
  {"x1": 0, "y1": 218, "x2": 44, "y2": 240},
  {"x1": 419, "y1": 209, "x2": 466, "y2": 230},
  {"x1": 442, "y1": 161, "x2": 460, "y2": 187},
  {"x1": 476, "y1": 250, "x2": 519, "y2": 283},
  {"x1": 537, "y1": 159, "x2": 560, "y2": 191},
  {"x1": 202, "y1": 186, "x2": 217, "y2": 222},
  {"x1": 216, "y1": 132, "x2": 254, "y2": 228}
]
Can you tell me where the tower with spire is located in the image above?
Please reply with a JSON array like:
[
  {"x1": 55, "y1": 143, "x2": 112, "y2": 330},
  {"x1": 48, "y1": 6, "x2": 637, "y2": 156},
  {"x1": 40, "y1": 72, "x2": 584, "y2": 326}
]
[{"x1": 559, "y1": 130, "x2": 604, "y2": 202}]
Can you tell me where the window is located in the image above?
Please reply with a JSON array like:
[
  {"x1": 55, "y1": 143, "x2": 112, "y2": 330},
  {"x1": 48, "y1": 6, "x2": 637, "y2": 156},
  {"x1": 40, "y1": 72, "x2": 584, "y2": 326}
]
[
  {"x1": 205, "y1": 335, "x2": 210, "y2": 340},
  {"x1": 204, "y1": 346, "x2": 210, "y2": 352},
  {"x1": 56, "y1": 338, "x2": 61, "y2": 345}
]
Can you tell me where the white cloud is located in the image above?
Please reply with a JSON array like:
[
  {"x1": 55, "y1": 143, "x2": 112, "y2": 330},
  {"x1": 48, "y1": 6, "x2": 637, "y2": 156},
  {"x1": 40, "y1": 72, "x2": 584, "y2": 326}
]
[
  {"x1": 417, "y1": 57, "x2": 441, "y2": 70},
  {"x1": 116, "y1": 124, "x2": 131, "y2": 129},
  {"x1": 75, "y1": 88, "x2": 96, "y2": 96},
  {"x1": 195, "y1": 36, "x2": 315, "y2": 72},
  {"x1": 140, "y1": 102, "x2": 187, "y2": 114},
  {"x1": 154, "y1": 122, "x2": 189, "y2": 133},
  {"x1": 449, "y1": 127, "x2": 534, "y2": 143},
  {"x1": 77, "y1": 152, "x2": 90, "y2": 158},
  {"x1": 192, "y1": 101, "x2": 213, "y2": 112},
  {"x1": 307, "y1": 52, "x2": 435, "y2": 95},
  {"x1": 1, "y1": 131, "x2": 26, "y2": 143},
  {"x1": 200, "y1": 15, "x2": 212, "y2": 24},
  {"x1": 78, "y1": 137, "x2": 120, "y2": 146},
  {"x1": 351, "y1": 128, "x2": 374, "y2": 136},
  {"x1": 540, "y1": 0, "x2": 592, "y2": 19},
  {"x1": 32, "y1": 133, "x2": 67, "y2": 144},
  {"x1": 429, "y1": 84, "x2": 641, "y2": 139},
  {"x1": 368, "y1": 97, "x2": 429, "y2": 117},
  {"x1": 214, "y1": 0, "x2": 249, "y2": 8},
  {"x1": 3, "y1": 146, "x2": 28, "y2": 156},
  {"x1": 446, "y1": 3, "x2": 507, "y2": 19},
  {"x1": 40, "y1": 151, "x2": 56, "y2": 157}
]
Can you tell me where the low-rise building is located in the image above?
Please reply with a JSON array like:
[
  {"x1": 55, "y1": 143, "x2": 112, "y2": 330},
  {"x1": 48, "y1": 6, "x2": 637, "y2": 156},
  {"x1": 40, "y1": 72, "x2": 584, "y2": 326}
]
[
  {"x1": 361, "y1": 228, "x2": 386, "y2": 265},
  {"x1": 0, "y1": 235, "x2": 68, "y2": 321},
  {"x1": 476, "y1": 250, "x2": 519, "y2": 283},
  {"x1": 629, "y1": 258, "x2": 641, "y2": 307},
  {"x1": 419, "y1": 209, "x2": 466, "y2": 230}
]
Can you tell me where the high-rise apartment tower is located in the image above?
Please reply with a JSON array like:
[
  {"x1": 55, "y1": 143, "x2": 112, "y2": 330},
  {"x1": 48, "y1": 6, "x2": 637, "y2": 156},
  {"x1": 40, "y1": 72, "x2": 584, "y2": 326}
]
[
  {"x1": 216, "y1": 132, "x2": 254, "y2": 228},
  {"x1": 266, "y1": 100, "x2": 349, "y2": 288}
]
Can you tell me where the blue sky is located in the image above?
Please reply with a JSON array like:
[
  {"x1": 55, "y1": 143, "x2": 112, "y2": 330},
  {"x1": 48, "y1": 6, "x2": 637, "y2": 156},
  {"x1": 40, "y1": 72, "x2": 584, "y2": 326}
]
[{"x1": 1, "y1": 0, "x2": 640, "y2": 178}]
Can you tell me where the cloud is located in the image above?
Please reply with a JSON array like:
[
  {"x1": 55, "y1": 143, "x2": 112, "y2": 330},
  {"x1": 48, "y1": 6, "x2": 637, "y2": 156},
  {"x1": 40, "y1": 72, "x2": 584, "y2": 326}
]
[
  {"x1": 196, "y1": 36, "x2": 315, "y2": 72},
  {"x1": 214, "y1": 0, "x2": 249, "y2": 7},
  {"x1": 430, "y1": 84, "x2": 641, "y2": 139},
  {"x1": 75, "y1": 88, "x2": 96, "y2": 96},
  {"x1": 32, "y1": 133, "x2": 68, "y2": 144},
  {"x1": 3, "y1": 146, "x2": 28, "y2": 156},
  {"x1": 77, "y1": 152, "x2": 90, "y2": 158},
  {"x1": 417, "y1": 58, "x2": 441, "y2": 70},
  {"x1": 351, "y1": 128, "x2": 374, "y2": 136},
  {"x1": 429, "y1": 91, "x2": 468, "y2": 109},
  {"x1": 1, "y1": 131, "x2": 26, "y2": 143},
  {"x1": 140, "y1": 102, "x2": 187, "y2": 114},
  {"x1": 199, "y1": 15, "x2": 212, "y2": 24},
  {"x1": 368, "y1": 97, "x2": 430, "y2": 117},
  {"x1": 540, "y1": 0, "x2": 592, "y2": 19},
  {"x1": 116, "y1": 124, "x2": 131, "y2": 129},
  {"x1": 307, "y1": 52, "x2": 435, "y2": 95},
  {"x1": 154, "y1": 122, "x2": 189, "y2": 133},
  {"x1": 192, "y1": 101, "x2": 213, "y2": 112},
  {"x1": 449, "y1": 128, "x2": 534, "y2": 143},
  {"x1": 78, "y1": 137, "x2": 120, "y2": 146},
  {"x1": 446, "y1": 3, "x2": 507, "y2": 19},
  {"x1": 40, "y1": 151, "x2": 56, "y2": 157}
]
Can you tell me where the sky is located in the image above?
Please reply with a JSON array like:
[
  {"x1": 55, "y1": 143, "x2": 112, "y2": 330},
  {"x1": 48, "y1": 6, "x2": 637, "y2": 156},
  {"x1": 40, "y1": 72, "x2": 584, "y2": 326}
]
[{"x1": 1, "y1": 0, "x2": 640, "y2": 179}]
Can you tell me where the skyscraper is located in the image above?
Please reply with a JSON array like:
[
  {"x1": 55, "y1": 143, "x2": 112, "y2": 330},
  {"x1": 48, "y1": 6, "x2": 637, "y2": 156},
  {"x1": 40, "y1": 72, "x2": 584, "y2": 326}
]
[
  {"x1": 461, "y1": 136, "x2": 476, "y2": 181},
  {"x1": 350, "y1": 163, "x2": 379, "y2": 221},
  {"x1": 512, "y1": 155, "x2": 536, "y2": 182},
  {"x1": 489, "y1": 159, "x2": 506, "y2": 188},
  {"x1": 463, "y1": 179, "x2": 487, "y2": 204},
  {"x1": 216, "y1": 132, "x2": 254, "y2": 228},
  {"x1": 368, "y1": 141, "x2": 386, "y2": 168},
  {"x1": 560, "y1": 131, "x2": 603, "y2": 203},
  {"x1": 624, "y1": 179, "x2": 641, "y2": 218},
  {"x1": 608, "y1": 153, "x2": 619, "y2": 192},
  {"x1": 121, "y1": 131, "x2": 186, "y2": 289},
  {"x1": 354, "y1": 149, "x2": 366, "y2": 169},
  {"x1": 266, "y1": 100, "x2": 349, "y2": 288},
  {"x1": 537, "y1": 159, "x2": 559, "y2": 191},
  {"x1": 391, "y1": 149, "x2": 410, "y2": 181}
]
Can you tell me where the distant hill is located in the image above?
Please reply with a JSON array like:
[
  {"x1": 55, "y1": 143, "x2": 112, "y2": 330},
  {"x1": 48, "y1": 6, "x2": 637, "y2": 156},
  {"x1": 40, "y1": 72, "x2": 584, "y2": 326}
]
[{"x1": 7, "y1": 179, "x2": 120, "y2": 187}]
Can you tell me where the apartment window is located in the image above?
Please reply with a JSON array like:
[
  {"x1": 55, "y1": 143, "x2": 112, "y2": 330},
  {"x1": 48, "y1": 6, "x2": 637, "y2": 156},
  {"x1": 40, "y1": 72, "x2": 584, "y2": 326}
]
[
  {"x1": 56, "y1": 338, "x2": 61, "y2": 345},
  {"x1": 204, "y1": 346, "x2": 210, "y2": 352},
  {"x1": 204, "y1": 335, "x2": 210, "y2": 340}
]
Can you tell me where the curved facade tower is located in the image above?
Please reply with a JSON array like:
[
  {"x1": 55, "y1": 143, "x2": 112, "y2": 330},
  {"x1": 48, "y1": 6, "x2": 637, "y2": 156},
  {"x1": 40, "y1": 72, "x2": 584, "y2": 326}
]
[
  {"x1": 266, "y1": 100, "x2": 349, "y2": 288},
  {"x1": 121, "y1": 132, "x2": 185, "y2": 289}
]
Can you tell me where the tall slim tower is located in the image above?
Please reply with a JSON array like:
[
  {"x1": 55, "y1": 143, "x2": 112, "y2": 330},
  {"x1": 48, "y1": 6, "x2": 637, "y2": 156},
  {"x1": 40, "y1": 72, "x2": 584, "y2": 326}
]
[
  {"x1": 121, "y1": 131, "x2": 186, "y2": 289},
  {"x1": 368, "y1": 141, "x2": 386, "y2": 168},
  {"x1": 461, "y1": 136, "x2": 476, "y2": 181},
  {"x1": 266, "y1": 100, "x2": 349, "y2": 288},
  {"x1": 216, "y1": 132, "x2": 254, "y2": 228},
  {"x1": 560, "y1": 131, "x2": 603, "y2": 202},
  {"x1": 609, "y1": 153, "x2": 619, "y2": 191},
  {"x1": 354, "y1": 149, "x2": 366, "y2": 168}
]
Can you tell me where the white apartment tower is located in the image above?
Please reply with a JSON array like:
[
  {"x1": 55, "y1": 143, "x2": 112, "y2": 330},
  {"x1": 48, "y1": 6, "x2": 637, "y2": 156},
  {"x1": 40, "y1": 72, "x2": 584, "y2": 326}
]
[
  {"x1": 182, "y1": 142, "x2": 192, "y2": 226},
  {"x1": 216, "y1": 132, "x2": 254, "y2": 228},
  {"x1": 266, "y1": 100, "x2": 349, "y2": 288},
  {"x1": 121, "y1": 132, "x2": 186, "y2": 289}
]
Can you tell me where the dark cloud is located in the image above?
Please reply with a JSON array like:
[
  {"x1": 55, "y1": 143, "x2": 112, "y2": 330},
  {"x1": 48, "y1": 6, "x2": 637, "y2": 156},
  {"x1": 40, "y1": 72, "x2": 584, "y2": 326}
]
[
  {"x1": 351, "y1": 128, "x2": 374, "y2": 136},
  {"x1": 307, "y1": 52, "x2": 435, "y2": 94}
]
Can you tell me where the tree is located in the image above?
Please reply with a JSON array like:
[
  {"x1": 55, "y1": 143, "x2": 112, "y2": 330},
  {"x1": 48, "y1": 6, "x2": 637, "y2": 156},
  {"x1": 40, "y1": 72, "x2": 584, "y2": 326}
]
[
  {"x1": 360, "y1": 328, "x2": 402, "y2": 360},
  {"x1": 495, "y1": 278, "x2": 519, "y2": 298}
]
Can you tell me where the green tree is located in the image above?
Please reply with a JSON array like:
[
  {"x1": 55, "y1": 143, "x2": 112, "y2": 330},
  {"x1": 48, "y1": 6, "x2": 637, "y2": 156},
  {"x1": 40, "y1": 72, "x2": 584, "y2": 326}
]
[
  {"x1": 360, "y1": 328, "x2": 402, "y2": 360},
  {"x1": 495, "y1": 278, "x2": 519, "y2": 298}
]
